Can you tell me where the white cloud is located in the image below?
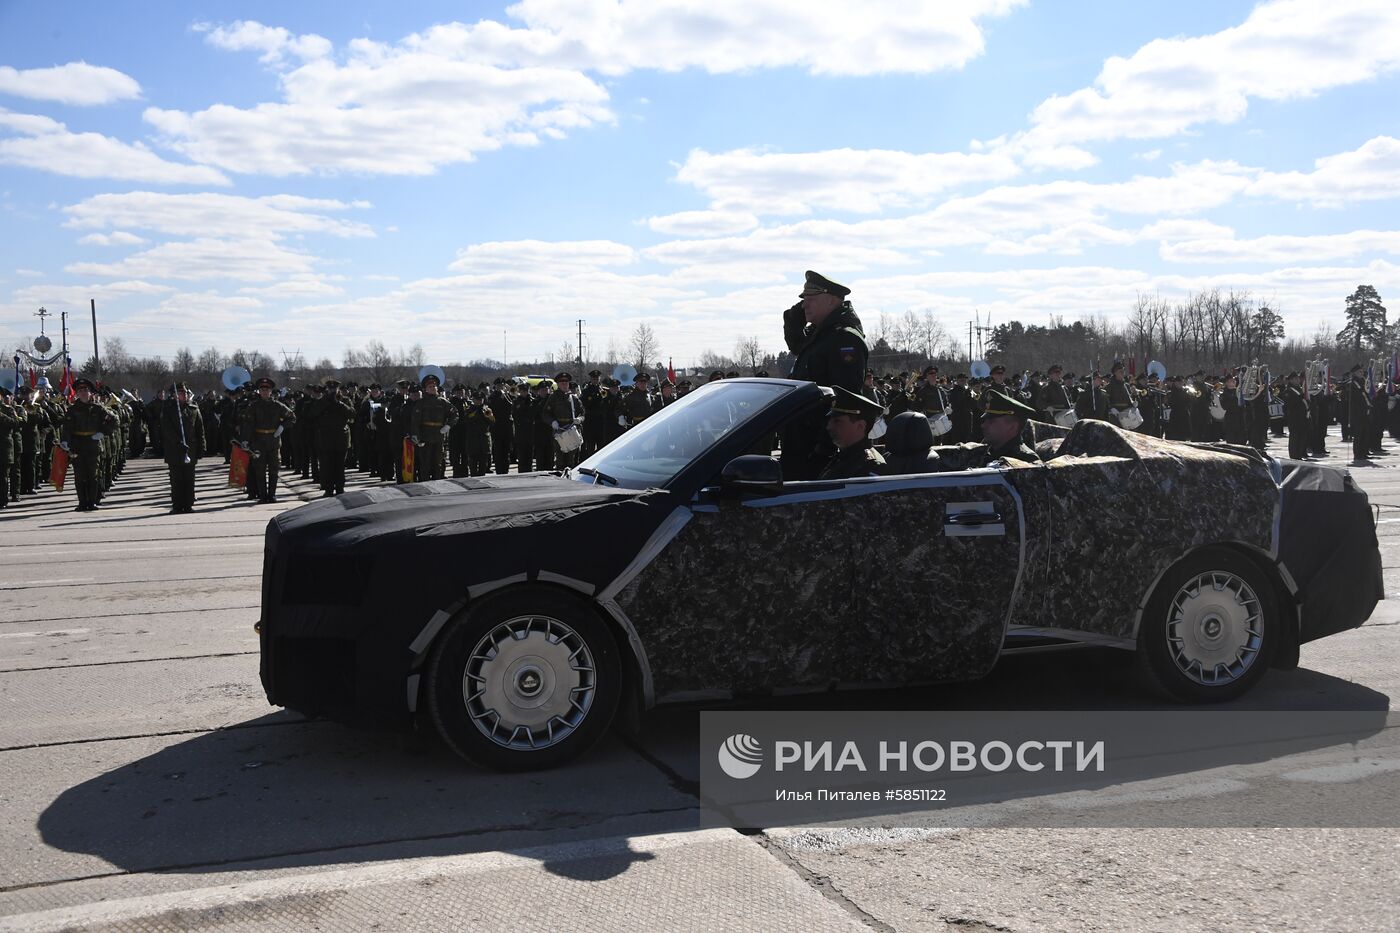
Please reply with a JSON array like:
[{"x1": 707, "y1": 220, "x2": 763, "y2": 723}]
[
  {"x1": 1249, "y1": 136, "x2": 1400, "y2": 207},
  {"x1": 194, "y1": 20, "x2": 332, "y2": 65},
  {"x1": 1019, "y1": 0, "x2": 1400, "y2": 151},
  {"x1": 62, "y1": 192, "x2": 373, "y2": 240},
  {"x1": 1159, "y1": 229, "x2": 1400, "y2": 264},
  {"x1": 158, "y1": 4, "x2": 1023, "y2": 178},
  {"x1": 447, "y1": 239, "x2": 636, "y2": 273},
  {"x1": 78, "y1": 231, "x2": 148, "y2": 247},
  {"x1": 645, "y1": 210, "x2": 759, "y2": 237},
  {"x1": 401, "y1": 1, "x2": 1024, "y2": 77},
  {"x1": 672, "y1": 146, "x2": 1022, "y2": 216},
  {"x1": 14, "y1": 268, "x2": 43, "y2": 277},
  {"x1": 66, "y1": 238, "x2": 320, "y2": 282},
  {"x1": 239, "y1": 274, "x2": 346, "y2": 298},
  {"x1": 0, "y1": 62, "x2": 141, "y2": 106},
  {"x1": 0, "y1": 108, "x2": 230, "y2": 185}
]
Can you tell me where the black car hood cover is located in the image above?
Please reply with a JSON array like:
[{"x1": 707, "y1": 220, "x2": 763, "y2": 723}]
[{"x1": 271, "y1": 473, "x2": 649, "y2": 547}]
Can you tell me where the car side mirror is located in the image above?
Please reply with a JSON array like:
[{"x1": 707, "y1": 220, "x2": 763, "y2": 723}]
[{"x1": 719, "y1": 455, "x2": 783, "y2": 497}]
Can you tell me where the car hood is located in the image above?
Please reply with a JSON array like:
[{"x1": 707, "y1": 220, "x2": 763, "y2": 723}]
[{"x1": 271, "y1": 473, "x2": 652, "y2": 548}]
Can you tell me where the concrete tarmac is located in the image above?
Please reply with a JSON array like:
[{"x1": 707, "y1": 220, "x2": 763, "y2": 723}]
[{"x1": 0, "y1": 431, "x2": 1395, "y2": 932}]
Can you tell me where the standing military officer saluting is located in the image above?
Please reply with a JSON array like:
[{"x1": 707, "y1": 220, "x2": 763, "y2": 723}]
[
  {"x1": 61, "y1": 377, "x2": 117, "y2": 511},
  {"x1": 782, "y1": 270, "x2": 869, "y2": 480},
  {"x1": 240, "y1": 377, "x2": 295, "y2": 503}
]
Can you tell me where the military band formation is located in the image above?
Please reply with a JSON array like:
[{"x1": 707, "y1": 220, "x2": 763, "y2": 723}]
[{"x1": 3, "y1": 269, "x2": 1387, "y2": 511}]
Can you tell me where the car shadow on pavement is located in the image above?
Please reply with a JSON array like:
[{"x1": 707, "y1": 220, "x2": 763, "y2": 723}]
[
  {"x1": 35, "y1": 651, "x2": 1390, "y2": 885},
  {"x1": 35, "y1": 715, "x2": 691, "y2": 887}
]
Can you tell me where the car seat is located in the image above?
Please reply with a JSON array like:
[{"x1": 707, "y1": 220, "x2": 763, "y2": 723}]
[{"x1": 883, "y1": 411, "x2": 945, "y2": 474}]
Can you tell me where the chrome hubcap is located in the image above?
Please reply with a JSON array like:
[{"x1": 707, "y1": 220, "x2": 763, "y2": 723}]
[
  {"x1": 1166, "y1": 571, "x2": 1264, "y2": 686},
  {"x1": 464, "y1": 615, "x2": 596, "y2": 750}
]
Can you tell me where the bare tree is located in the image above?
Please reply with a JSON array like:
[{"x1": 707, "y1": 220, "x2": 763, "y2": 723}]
[
  {"x1": 398, "y1": 343, "x2": 426, "y2": 368},
  {"x1": 195, "y1": 348, "x2": 225, "y2": 373},
  {"x1": 172, "y1": 347, "x2": 195, "y2": 374},
  {"x1": 734, "y1": 336, "x2": 762, "y2": 374},
  {"x1": 629, "y1": 323, "x2": 659, "y2": 370}
]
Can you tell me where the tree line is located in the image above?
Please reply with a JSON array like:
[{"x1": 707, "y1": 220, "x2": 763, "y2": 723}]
[{"x1": 28, "y1": 285, "x2": 1387, "y2": 395}]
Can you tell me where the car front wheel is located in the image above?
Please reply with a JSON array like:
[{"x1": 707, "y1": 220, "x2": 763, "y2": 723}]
[
  {"x1": 425, "y1": 588, "x2": 621, "y2": 770},
  {"x1": 1136, "y1": 547, "x2": 1277, "y2": 702}
]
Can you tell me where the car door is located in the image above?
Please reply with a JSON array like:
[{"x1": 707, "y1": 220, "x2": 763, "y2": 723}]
[{"x1": 609, "y1": 470, "x2": 1023, "y2": 699}]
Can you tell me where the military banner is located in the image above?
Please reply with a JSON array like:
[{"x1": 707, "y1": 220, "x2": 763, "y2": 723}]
[
  {"x1": 402, "y1": 437, "x2": 416, "y2": 483},
  {"x1": 228, "y1": 446, "x2": 250, "y2": 487},
  {"x1": 49, "y1": 444, "x2": 68, "y2": 492}
]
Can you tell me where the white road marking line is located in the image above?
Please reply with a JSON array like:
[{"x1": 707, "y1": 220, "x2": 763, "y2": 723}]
[{"x1": 0, "y1": 628, "x2": 90, "y2": 639}]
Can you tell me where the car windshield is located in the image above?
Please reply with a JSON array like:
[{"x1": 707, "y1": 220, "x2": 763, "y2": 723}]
[{"x1": 574, "y1": 381, "x2": 792, "y2": 489}]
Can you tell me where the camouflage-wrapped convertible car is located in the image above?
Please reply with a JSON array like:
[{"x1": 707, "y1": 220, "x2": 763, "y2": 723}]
[{"x1": 258, "y1": 378, "x2": 1382, "y2": 769}]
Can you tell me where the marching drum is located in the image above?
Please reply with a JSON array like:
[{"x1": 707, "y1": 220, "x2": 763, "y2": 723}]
[
  {"x1": 928, "y1": 412, "x2": 953, "y2": 437},
  {"x1": 1115, "y1": 407, "x2": 1144, "y2": 431},
  {"x1": 1053, "y1": 409, "x2": 1078, "y2": 428}
]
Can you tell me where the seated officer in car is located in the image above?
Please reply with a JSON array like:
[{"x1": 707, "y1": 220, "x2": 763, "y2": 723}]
[
  {"x1": 819, "y1": 386, "x2": 887, "y2": 480},
  {"x1": 980, "y1": 392, "x2": 1040, "y2": 464}
]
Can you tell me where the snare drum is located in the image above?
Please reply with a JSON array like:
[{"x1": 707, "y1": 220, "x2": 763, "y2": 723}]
[
  {"x1": 928, "y1": 413, "x2": 953, "y2": 437},
  {"x1": 1053, "y1": 409, "x2": 1078, "y2": 428}
]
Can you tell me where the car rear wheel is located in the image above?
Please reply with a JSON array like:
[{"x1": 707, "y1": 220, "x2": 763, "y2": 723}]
[
  {"x1": 425, "y1": 588, "x2": 621, "y2": 770},
  {"x1": 1136, "y1": 547, "x2": 1276, "y2": 703}
]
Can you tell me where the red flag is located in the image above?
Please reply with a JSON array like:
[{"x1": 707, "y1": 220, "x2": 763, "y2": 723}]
[
  {"x1": 668, "y1": 357, "x2": 676, "y2": 383},
  {"x1": 402, "y1": 437, "x2": 416, "y2": 483},
  {"x1": 228, "y1": 446, "x2": 250, "y2": 487},
  {"x1": 59, "y1": 364, "x2": 74, "y2": 400},
  {"x1": 27, "y1": 367, "x2": 36, "y2": 388},
  {"x1": 49, "y1": 444, "x2": 69, "y2": 492}
]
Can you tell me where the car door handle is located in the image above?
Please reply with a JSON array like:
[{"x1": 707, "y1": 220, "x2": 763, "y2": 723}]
[{"x1": 947, "y1": 510, "x2": 1002, "y2": 526}]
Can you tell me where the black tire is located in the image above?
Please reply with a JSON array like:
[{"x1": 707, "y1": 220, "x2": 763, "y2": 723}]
[
  {"x1": 1135, "y1": 546, "x2": 1277, "y2": 703},
  {"x1": 425, "y1": 587, "x2": 622, "y2": 770}
]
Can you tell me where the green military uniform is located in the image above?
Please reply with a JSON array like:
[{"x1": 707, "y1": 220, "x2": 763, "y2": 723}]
[
  {"x1": 409, "y1": 376, "x2": 458, "y2": 482},
  {"x1": 621, "y1": 377, "x2": 655, "y2": 429},
  {"x1": 61, "y1": 380, "x2": 117, "y2": 511},
  {"x1": 782, "y1": 270, "x2": 869, "y2": 480},
  {"x1": 312, "y1": 383, "x2": 356, "y2": 496},
  {"x1": 240, "y1": 378, "x2": 295, "y2": 502},
  {"x1": 0, "y1": 391, "x2": 22, "y2": 507},
  {"x1": 981, "y1": 391, "x2": 1040, "y2": 465},
  {"x1": 545, "y1": 373, "x2": 582, "y2": 469},
  {"x1": 161, "y1": 388, "x2": 207, "y2": 513},
  {"x1": 819, "y1": 386, "x2": 887, "y2": 480},
  {"x1": 464, "y1": 394, "x2": 494, "y2": 476}
]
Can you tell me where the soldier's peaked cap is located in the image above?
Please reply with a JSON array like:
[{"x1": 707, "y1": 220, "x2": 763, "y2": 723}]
[
  {"x1": 826, "y1": 385, "x2": 883, "y2": 422},
  {"x1": 555, "y1": 371, "x2": 572, "y2": 382},
  {"x1": 588, "y1": 369, "x2": 602, "y2": 378},
  {"x1": 256, "y1": 377, "x2": 275, "y2": 389},
  {"x1": 800, "y1": 270, "x2": 851, "y2": 298},
  {"x1": 981, "y1": 392, "x2": 1037, "y2": 421},
  {"x1": 73, "y1": 377, "x2": 94, "y2": 391},
  {"x1": 323, "y1": 378, "x2": 340, "y2": 388},
  {"x1": 421, "y1": 372, "x2": 440, "y2": 386},
  {"x1": 634, "y1": 371, "x2": 650, "y2": 381}
]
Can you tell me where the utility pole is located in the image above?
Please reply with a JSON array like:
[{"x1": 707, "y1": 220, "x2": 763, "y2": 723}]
[
  {"x1": 90, "y1": 299, "x2": 100, "y2": 375},
  {"x1": 577, "y1": 319, "x2": 585, "y2": 370}
]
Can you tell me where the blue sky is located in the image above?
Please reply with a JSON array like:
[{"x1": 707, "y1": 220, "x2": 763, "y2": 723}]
[{"x1": 2, "y1": 0, "x2": 1398, "y2": 368}]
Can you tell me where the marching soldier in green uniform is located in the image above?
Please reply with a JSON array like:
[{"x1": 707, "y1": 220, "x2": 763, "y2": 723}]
[
  {"x1": 410, "y1": 372, "x2": 457, "y2": 481},
  {"x1": 621, "y1": 371, "x2": 654, "y2": 429},
  {"x1": 486, "y1": 379, "x2": 514, "y2": 475},
  {"x1": 312, "y1": 379, "x2": 355, "y2": 496},
  {"x1": 60, "y1": 378, "x2": 117, "y2": 512},
  {"x1": 464, "y1": 387, "x2": 495, "y2": 476},
  {"x1": 580, "y1": 370, "x2": 605, "y2": 456},
  {"x1": 0, "y1": 388, "x2": 21, "y2": 508},
  {"x1": 979, "y1": 392, "x2": 1040, "y2": 464},
  {"x1": 1282, "y1": 371, "x2": 1311, "y2": 461},
  {"x1": 512, "y1": 382, "x2": 535, "y2": 473},
  {"x1": 13, "y1": 386, "x2": 46, "y2": 495},
  {"x1": 782, "y1": 270, "x2": 869, "y2": 480},
  {"x1": 240, "y1": 377, "x2": 295, "y2": 503},
  {"x1": 531, "y1": 380, "x2": 556, "y2": 472},
  {"x1": 819, "y1": 386, "x2": 886, "y2": 480},
  {"x1": 545, "y1": 371, "x2": 583, "y2": 469},
  {"x1": 161, "y1": 382, "x2": 207, "y2": 513},
  {"x1": 447, "y1": 383, "x2": 469, "y2": 477}
]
